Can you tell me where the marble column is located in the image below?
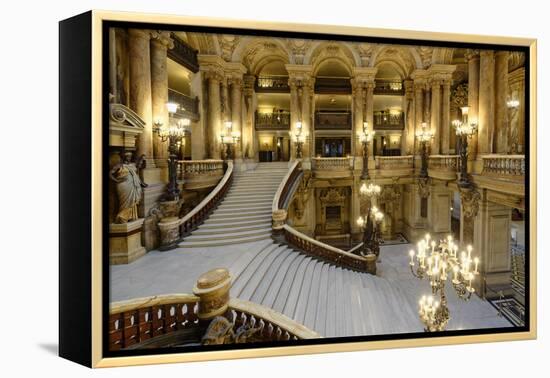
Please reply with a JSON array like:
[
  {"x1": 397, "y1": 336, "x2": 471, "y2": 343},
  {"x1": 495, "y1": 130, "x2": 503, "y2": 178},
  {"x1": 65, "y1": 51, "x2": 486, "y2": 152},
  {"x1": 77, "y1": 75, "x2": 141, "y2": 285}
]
[
  {"x1": 403, "y1": 80, "x2": 415, "y2": 155},
  {"x1": 478, "y1": 50, "x2": 495, "y2": 154},
  {"x1": 351, "y1": 79, "x2": 365, "y2": 157},
  {"x1": 441, "y1": 80, "x2": 451, "y2": 154},
  {"x1": 242, "y1": 75, "x2": 256, "y2": 160},
  {"x1": 150, "y1": 31, "x2": 173, "y2": 167},
  {"x1": 509, "y1": 68, "x2": 525, "y2": 153},
  {"x1": 365, "y1": 82, "x2": 375, "y2": 158},
  {"x1": 495, "y1": 51, "x2": 510, "y2": 153},
  {"x1": 230, "y1": 78, "x2": 244, "y2": 160},
  {"x1": 423, "y1": 84, "x2": 431, "y2": 127},
  {"x1": 128, "y1": 29, "x2": 154, "y2": 161},
  {"x1": 430, "y1": 79, "x2": 441, "y2": 154},
  {"x1": 288, "y1": 78, "x2": 300, "y2": 161},
  {"x1": 301, "y1": 78, "x2": 314, "y2": 160},
  {"x1": 414, "y1": 82, "x2": 424, "y2": 129},
  {"x1": 466, "y1": 49, "x2": 480, "y2": 159},
  {"x1": 473, "y1": 194, "x2": 512, "y2": 298},
  {"x1": 206, "y1": 71, "x2": 222, "y2": 159}
]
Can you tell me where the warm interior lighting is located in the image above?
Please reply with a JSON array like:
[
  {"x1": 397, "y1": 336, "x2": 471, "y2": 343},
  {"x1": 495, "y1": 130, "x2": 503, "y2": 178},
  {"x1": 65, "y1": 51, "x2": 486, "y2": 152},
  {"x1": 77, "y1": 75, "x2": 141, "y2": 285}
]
[
  {"x1": 166, "y1": 102, "x2": 179, "y2": 114},
  {"x1": 507, "y1": 99, "x2": 520, "y2": 108}
]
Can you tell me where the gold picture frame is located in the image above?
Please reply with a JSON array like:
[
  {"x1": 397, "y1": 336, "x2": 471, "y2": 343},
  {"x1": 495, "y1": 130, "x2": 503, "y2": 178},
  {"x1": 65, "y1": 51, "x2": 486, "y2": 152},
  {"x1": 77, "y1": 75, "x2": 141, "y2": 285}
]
[{"x1": 59, "y1": 9, "x2": 537, "y2": 368}]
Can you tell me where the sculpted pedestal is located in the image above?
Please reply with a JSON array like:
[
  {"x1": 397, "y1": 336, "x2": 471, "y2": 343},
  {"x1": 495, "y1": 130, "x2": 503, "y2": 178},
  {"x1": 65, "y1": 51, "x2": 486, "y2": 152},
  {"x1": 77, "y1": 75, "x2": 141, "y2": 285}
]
[{"x1": 109, "y1": 218, "x2": 146, "y2": 264}]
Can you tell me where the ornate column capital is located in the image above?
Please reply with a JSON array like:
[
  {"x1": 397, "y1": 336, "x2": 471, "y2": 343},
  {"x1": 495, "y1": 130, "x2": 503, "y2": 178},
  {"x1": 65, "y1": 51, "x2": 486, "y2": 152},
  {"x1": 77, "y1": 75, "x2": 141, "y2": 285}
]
[
  {"x1": 150, "y1": 30, "x2": 174, "y2": 49},
  {"x1": 460, "y1": 187, "x2": 481, "y2": 218},
  {"x1": 128, "y1": 28, "x2": 152, "y2": 41},
  {"x1": 464, "y1": 49, "x2": 480, "y2": 61}
]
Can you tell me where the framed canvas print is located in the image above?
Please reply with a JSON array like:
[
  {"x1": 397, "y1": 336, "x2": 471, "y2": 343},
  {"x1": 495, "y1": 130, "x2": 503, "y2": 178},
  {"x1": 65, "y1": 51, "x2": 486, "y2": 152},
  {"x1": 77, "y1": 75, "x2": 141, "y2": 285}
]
[{"x1": 59, "y1": 10, "x2": 537, "y2": 368}]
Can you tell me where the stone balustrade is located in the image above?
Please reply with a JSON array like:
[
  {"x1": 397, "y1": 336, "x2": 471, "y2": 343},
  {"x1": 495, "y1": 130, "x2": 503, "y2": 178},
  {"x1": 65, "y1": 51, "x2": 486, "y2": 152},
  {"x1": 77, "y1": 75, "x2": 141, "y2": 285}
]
[
  {"x1": 177, "y1": 159, "x2": 224, "y2": 190},
  {"x1": 427, "y1": 155, "x2": 458, "y2": 180},
  {"x1": 482, "y1": 154, "x2": 525, "y2": 177},
  {"x1": 312, "y1": 157, "x2": 353, "y2": 178},
  {"x1": 108, "y1": 267, "x2": 319, "y2": 350},
  {"x1": 375, "y1": 155, "x2": 413, "y2": 177}
]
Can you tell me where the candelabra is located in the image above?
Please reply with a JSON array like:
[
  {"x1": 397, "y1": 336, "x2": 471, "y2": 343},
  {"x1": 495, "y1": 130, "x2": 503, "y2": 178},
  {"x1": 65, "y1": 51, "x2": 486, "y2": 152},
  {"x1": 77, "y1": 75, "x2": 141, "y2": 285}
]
[
  {"x1": 220, "y1": 121, "x2": 240, "y2": 160},
  {"x1": 357, "y1": 122, "x2": 375, "y2": 180},
  {"x1": 153, "y1": 102, "x2": 190, "y2": 201},
  {"x1": 290, "y1": 121, "x2": 306, "y2": 159},
  {"x1": 452, "y1": 106, "x2": 478, "y2": 188},
  {"x1": 408, "y1": 234, "x2": 480, "y2": 332},
  {"x1": 416, "y1": 122, "x2": 434, "y2": 179},
  {"x1": 357, "y1": 181, "x2": 383, "y2": 258}
]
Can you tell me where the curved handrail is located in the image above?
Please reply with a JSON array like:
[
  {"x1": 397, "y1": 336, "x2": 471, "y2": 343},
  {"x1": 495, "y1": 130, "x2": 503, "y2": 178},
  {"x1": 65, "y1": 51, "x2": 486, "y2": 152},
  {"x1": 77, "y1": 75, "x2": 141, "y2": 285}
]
[
  {"x1": 272, "y1": 160, "x2": 300, "y2": 212},
  {"x1": 228, "y1": 298, "x2": 321, "y2": 339},
  {"x1": 283, "y1": 225, "x2": 369, "y2": 273},
  {"x1": 347, "y1": 242, "x2": 364, "y2": 255},
  {"x1": 178, "y1": 161, "x2": 233, "y2": 235},
  {"x1": 108, "y1": 292, "x2": 319, "y2": 349}
]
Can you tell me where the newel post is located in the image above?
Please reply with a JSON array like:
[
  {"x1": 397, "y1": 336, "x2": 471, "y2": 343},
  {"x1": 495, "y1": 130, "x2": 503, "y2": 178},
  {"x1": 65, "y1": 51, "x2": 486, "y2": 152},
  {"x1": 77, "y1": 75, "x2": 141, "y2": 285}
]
[{"x1": 193, "y1": 268, "x2": 232, "y2": 325}]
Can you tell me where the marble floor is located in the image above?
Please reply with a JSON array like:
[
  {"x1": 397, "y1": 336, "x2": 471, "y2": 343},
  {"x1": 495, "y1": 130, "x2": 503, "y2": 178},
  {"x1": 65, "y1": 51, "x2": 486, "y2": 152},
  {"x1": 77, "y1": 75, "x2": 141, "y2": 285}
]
[{"x1": 111, "y1": 240, "x2": 512, "y2": 336}]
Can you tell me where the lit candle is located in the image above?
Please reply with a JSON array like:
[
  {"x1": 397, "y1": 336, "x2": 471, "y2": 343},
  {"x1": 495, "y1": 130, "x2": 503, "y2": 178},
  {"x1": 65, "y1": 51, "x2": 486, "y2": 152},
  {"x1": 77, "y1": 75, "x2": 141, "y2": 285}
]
[
  {"x1": 453, "y1": 265, "x2": 459, "y2": 282},
  {"x1": 409, "y1": 250, "x2": 415, "y2": 265},
  {"x1": 431, "y1": 241, "x2": 436, "y2": 255},
  {"x1": 467, "y1": 245, "x2": 473, "y2": 260},
  {"x1": 474, "y1": 257, "x2": 479, "y2": 274}
]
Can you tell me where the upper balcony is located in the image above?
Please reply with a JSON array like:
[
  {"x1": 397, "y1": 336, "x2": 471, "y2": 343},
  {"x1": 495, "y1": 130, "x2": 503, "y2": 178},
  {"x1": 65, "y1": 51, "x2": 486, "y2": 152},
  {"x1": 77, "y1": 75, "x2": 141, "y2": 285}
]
[
  {"x1": 255, "y1": 111, "x2": 291, "y2": 130},
  {"x1": 374, "y1": 155, "x2": 414, "y2": 177},
  {"x1": 314, "y1": 77, "x2": 351, "y2": 94},
  {"x1": 255, "y1": 75, "x2": 290, "y2": 93},
  {"x1": 315, "y1": 111, "x2": 352, "y2": 130},
  {"x1": 168, "y1": 89, "x2": 200, "y2": 121},
  {"x1": 428, "y1": 155, "x2": 459, "y2": 181},
  {"x1": 168, "y1": 33, "x2": 199, "y2": 73},
  {"x1": 312, "y1": 157, "x2": 354, "y2": 179},
  {"x1": 374, "y1": 79, "x2": 404, "y2": 96},
  {"x1": 373, "y1": 110, "x2": 404, "y2": 131},
  {"x1": 177, "y1": 159, "x2": 225, "y2": 190},
  {"x1": 474, "y1": 154, "x2": 525, "y2": 198}
]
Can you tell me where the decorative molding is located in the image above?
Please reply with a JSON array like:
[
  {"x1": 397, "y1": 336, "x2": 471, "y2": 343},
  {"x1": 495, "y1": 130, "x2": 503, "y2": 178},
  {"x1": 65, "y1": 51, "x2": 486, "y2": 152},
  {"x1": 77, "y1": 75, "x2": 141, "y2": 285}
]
[{"x1": 460, "y1": 187, "x2": 481, "y2": 218}]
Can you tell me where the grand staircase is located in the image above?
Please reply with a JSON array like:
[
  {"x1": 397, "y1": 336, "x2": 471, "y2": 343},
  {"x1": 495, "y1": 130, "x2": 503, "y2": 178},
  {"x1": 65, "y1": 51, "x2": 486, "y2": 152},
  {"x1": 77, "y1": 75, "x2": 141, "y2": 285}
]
[
  {"x1": 227, "y1": 239, "x2": 421, "y2": 337},
  {"x1": 178, "y1": 162, "x2": 289, "y2": 248}
]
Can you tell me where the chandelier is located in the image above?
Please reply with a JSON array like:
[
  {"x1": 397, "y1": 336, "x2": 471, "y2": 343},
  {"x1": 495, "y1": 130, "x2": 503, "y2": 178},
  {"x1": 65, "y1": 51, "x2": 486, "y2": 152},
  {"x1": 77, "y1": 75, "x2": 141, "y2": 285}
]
[
  {"x1": 452, "y1": 106, "x2": 477, "y2": 137},
  {"x1": 359, "y1": 182, "x2": 381, "y2": 198},
  {"x1": 416, "y1": 122, "x2": 434, "y2": 142},
  {"x1": 409, "y1": 234, "x2": 480, "y2": 332}
]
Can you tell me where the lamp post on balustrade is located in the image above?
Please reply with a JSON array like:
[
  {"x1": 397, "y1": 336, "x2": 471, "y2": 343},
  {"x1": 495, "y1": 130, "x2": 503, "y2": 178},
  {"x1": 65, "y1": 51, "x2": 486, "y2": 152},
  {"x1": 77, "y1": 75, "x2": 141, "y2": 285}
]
[
  {"x1": 290, "y1": 121, "x2": 306, "y2": 159},
  {"x1": 220, "y1": 121, "x2": 240, "y2": 160},
  {"x1": 153, "y1": 102, "x2": 190, "y2": 201},
  {"x1": 452, "y1": 106, "x2": 477, "y2": 188},
  {"x1": 358, "y1": 121, "x2": 375, "y2": 180},
  {"x1": 416, "y1": 122, "x2": 434, "y2": 179}
]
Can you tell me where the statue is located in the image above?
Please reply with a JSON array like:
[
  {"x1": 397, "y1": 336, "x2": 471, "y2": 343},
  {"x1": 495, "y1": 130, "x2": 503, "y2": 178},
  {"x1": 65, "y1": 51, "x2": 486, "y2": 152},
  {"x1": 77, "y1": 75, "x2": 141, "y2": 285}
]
[{"x1": 110, "y1": 152, "x2": 147, "y2": 223}]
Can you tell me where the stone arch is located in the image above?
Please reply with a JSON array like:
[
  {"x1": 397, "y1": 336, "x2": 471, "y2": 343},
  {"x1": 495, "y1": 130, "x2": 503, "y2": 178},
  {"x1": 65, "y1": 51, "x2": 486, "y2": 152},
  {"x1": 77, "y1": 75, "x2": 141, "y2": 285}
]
[
  {"x1": 305, "y1": 41, "x2": 359, "y2": 75},
  {"x1": 432, "y1": 47, "x2": 455, "y2": 64},
  {"x1": 370, "y1": 45, "x2": 419, "y2": 77},
  {"x1": 231, "y1": 37, "x2": 291, "y2": 74}
]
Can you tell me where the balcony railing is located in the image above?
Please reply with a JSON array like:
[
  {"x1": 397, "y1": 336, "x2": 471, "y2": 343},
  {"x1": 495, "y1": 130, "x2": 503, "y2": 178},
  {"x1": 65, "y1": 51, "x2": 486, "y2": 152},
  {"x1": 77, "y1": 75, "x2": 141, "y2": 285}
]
[
  {"x1": 482, "y1": 155, "x2": 525, "y2": 177},
  {"x1": 428, "y1": 155, "x2": 458, "y2": 180},
  {"x1": 375, "y1": 155, "x2": 414, "y2": 177},
  {"x1": 374, "y1": 79, "x2": 404, "y2": 95},
  {"x1": 315, "y1": 111, "x2": 352, "y2": 130},
  {"x1": 168, "y1": 33, "x2": 199, "y2": 73},
  {"x1": 255, "y1": 111, "x2": 291, "y2": 130},
  {"x1": 168, "y1": 89, "x2": 200, "y2": 121},
  {"x1": 311, "y1": 157, "x2": 353, "y2": 179},
  {"x1": 314, "y1": 77, "x2": 351, "y2": 94},
  {"x1": 373, "y1": 111, "x2": 404, "y2": 130},
  {"x1": 255, "y1": 75, "x2": 289, "y2": 92},
  {"x1": 177, "y1": 159, "x2": 224, "y2": 190}
]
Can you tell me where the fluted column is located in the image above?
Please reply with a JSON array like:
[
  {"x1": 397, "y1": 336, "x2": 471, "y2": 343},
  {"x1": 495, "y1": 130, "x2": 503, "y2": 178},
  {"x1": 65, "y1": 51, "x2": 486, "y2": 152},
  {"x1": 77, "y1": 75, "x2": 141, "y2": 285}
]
[
  {"x1": 288, "y1": 78, "x2": 300, "y2": 160},
  {"x1": 465, "y1": 49, "x2": 480, "y2": 159},
  {"x1": 351, "y1": 80, "x2": 365, "y2": 157},
  {"x1": 242, "y1": 75, "x2": 256, "y2": 160},
  {"x1": 441, "y1": 79, "x2": 451, "y2": 154},
  {"x1": 495, "y1": 51, "x2": 510, "y2": 153},
  {"x1": 301, "y1": 78, "x2": 314, "y2": 160},
  {"x1": 365, "y1": 82, "x2": 375, "y2": 158},
  {"x1": 403, "y1": 80, "x2": 415, "y2": 154},
  {"x1": 430, "y1": 79, "x2": 441, "y2": 154},
  {"x1": 128, "y1": 29, "x2": 154, "y2": 161},
  {"x1": 206, "y1": 71, "x2": 222, "y2": 159},
  {"x1": 478, "y1": 50, "x2": 495, "y2": 154},
  {"x1": 150, "y1": 31, "x2": 173, "y2": 166},
  {"x1": 230, "y1": 77, "x2": 244, "y2": 159}
]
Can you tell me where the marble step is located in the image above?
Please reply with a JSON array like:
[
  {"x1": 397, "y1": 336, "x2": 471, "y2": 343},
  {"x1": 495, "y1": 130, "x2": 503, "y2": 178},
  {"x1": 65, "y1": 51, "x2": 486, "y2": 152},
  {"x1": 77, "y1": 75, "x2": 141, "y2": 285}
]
[
  {"x1": 202, "y1": 216, "x2": 272, "y2": 227},
  {"x1": 249, "y1": 248, "x2": 294, "y2": 304},
  {"x1": 220, "y1": 199, "x2": 273, "y2": 207},
  {"x1": 314, "y1": 263, "x2": 330, "y2": 334},
  {"x1": 184, "y1": 228, "x2": 272, "y2": 242},
  {"x1": 227, "y1": 239, "x2": 274, "y2": 279},
  {"x1": 292, "y1": 253, "x2": 317, "y2": 324},
  {"x1": 325, "y1": 265, "x2": 337, "y2": 337},
  {"x1": 272, "y1": 254, "x2": 307, "y2": 313},
  {"x1": 191, "y1": 222, "x2": 272, "y2": 235},
  {"x1": 260, "y1": 251, "x2": 302, "y2": 309},
  {"x1": 231, "y1": 243, "x2": 283, "y2": 298},
  {"x1": 282, "y1": 256, "x2": 313, "y2": 319},
  {"x1": 208, "y1": 210, "x2": 272, "y2": 220},
  {"x1": 303, "y1": 262, "x2": 324, "y2": 331},
  {"x1": 178, "y1": 233, "x2": 271, "y2": 248},
  {"x1": 217, "y1": 201, "x2": 272, "y2": 209},
  {"x1": 213, "y1": 205, "x2": 272, "y2": 215},
  {"x1": 224, "y1": 193, "x2": 275, "y2": 200}
]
